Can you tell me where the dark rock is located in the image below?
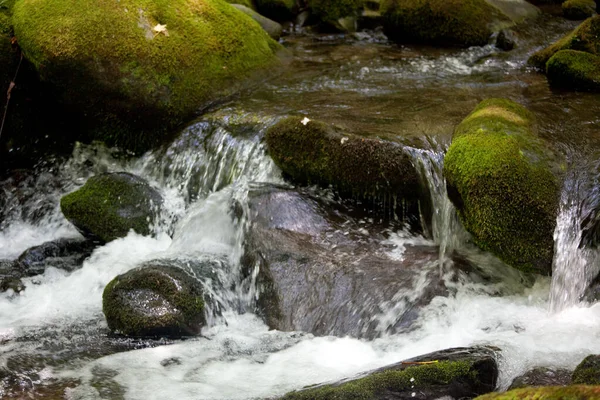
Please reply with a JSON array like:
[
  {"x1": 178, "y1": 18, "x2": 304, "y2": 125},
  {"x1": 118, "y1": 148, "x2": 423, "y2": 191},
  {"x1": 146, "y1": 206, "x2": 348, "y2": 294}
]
[
  {"x1": 0, "y1": 259, "x2": 23, "y2": 293},
  {"x1": 60, "y1": 172, "x2": 163, "y2": 243},
  {"x1": 572, "y1": 354, "x2": 600, "y2": 384},
  {"x1": 255, "y1": 0, "x2": 296, "y2": 22},
  {"x1": 231, "y1": 4, "x2": 284, "y2": 40},
  {"x1": 281, "y1": 346, "x2": 499, "y2": 399},
  {"x1": 15, "y1": 238, "x2": 96, "y2": 276},
  {"x1": 495, "y1": 29, "x2": 517, "y2": 51},
  {"x1": 508, "y1": 367, "x2": 572, "y2": 389}
]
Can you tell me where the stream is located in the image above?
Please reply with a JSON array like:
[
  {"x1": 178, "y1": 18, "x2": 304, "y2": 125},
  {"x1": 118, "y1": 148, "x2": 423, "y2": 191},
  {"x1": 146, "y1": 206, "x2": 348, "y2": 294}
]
[{"x1": 2, "y1": 11, "x2": 600, "y2": 400}]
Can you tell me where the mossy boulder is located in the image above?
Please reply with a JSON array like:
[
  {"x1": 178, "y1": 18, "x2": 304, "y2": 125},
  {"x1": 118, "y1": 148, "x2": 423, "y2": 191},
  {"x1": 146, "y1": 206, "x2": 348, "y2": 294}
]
[
  {"x1": 12, "y1": 0, "x2": 282, "y2": 152},
  {"x1": 475, "y1": 385, "x2": 600, "y2": 399},
  {"x1": 528, "y1": 16, "x2": 600, "y2": 69},
  {"x1": 563, "y1": 0, "x2": 596, "y2": 20},
  {"x1": 380, "y1": 0, "x2": 538, "y2": 47},
  {"x1": 281, "y1": 347, "x2": 498, "y2": 399},
  {"x1": 60, "y1": 172, "x2": 162, "y2": 243},
  {"x1": 572, "y1": 355, "x2": 600, "y2": 384},
  {"x1": 546, "y1": 49, "x2": 600, "y2": 91},
  {"x1": 102, "y1": 263, "x2": 205, "y2": 337},
  {"x1": 265, "y1": 116, "x2": 421, "y2": 207},
  {"x1": 309, "y1": 0, "x2": 364, "y2": 28},
  {"x1": 255, "y1": 0, "x2": 296, "y2": 22},
  {"x1": 443, "y1": 99, "x2": 559, "y2": 274}
]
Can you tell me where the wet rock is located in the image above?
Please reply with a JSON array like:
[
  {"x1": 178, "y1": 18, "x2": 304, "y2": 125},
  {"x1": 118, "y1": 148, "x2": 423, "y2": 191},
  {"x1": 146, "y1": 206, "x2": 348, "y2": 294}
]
[
  {"x1": 60, "y1": 172, "x2": 163, "y2": 243},
  {"x1": 508, "y1": 367, "x2": 572, "y2": 389},
  {"x1": 231, "y1": 4, "x2": 283, "y2": 40},
  {"x1": 495, "y1": 29, "x2": 517, "y2": 51},
  {"x1": 0, "y1": 259, "x2": 23, "y2": 293},
  {"x1": 255, "y1": 0, "x2": 296, "y2": 22},
  {"x1": 444, "y1": 99, "x2": 559, "y2": 275},
  {"x1": 476, "y1": 385, "x2": 600, "y2": 399},
  {"x1": 16, "y1": 238, "x2": 96, "y2": 276},
  {"x1": 572, "y1": 354, "x2": 600, "y2": 384},
  {"x1": 246, "y1": 184, "x2": 482, "y2": 338},
  {"x1": 563, "y1": 0, "x2": 596, "y2": 19},
  {"x1": 381, "y1": 0, "x2": 538, "y2": 47},
  {"x1": 102, "y1": 262, "x2": 206, "y2": 337},
  {"x1": 309, "y1": 0, "x2": 363, "y2": 30},
  {"x1": 546, "y1": 50, "x2": 600, "y2": 92},
  {"x1": 281, "y1": 346, "x2": 499, "y2": 399},
  {"x1": 528, "y1": 15, "x2": 600, "y2": 69}
]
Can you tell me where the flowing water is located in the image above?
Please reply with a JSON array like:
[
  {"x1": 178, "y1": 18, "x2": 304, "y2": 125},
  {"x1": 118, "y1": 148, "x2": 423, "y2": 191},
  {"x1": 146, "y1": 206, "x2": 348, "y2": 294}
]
[{"x1": 3, "y1": 11, "x2": 600, "y2": 400}]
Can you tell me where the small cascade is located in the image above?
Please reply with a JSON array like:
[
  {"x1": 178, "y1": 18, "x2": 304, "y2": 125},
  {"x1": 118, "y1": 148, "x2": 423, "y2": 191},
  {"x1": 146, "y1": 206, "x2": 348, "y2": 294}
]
[{"x1": 550, "y1": 166, "x2": 600, "y2": 312}]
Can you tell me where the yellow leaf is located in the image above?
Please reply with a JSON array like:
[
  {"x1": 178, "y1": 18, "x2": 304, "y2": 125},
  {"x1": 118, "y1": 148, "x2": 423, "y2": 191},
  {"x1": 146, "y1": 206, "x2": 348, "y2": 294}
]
[{"x1": 153, "y1": 24, "x2": 169, "y2": 37}]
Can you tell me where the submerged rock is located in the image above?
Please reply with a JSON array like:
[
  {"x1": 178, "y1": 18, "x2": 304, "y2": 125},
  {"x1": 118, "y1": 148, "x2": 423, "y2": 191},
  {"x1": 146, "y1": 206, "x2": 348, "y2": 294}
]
[
  {"x1": 563, "y1": 0, "x2": 596, "y2": 20},
  {"x1": 60, "y1": 172, "x2": 162, "y2": 243},
  {"x1": 476, "y1": 385, "x2": 600, "y2": 399},
  {"x1": 572, "y1": 355, "x2": 600, "y2": 384},
  {"x1": 281, "y1": 347, "x2": 499, "y2": 399},
  {"x1": 12, "y1": 0, "x2": 281, "y2": 152},
  {"x1": 102, "y1": 262, "x2": 205, "y2": 337},
  {"x1": 444, "y1": 99, "x2": 559, "y2": 275},
  {"x1": 381, "y1": 0, "x2": 538, "y2": 47},
  {"x1": 546, "y1": 50, "x2": 600, "y2": 92},
  {"x1": 508, "y1": 367, "x2": 572, "y2": 389}
]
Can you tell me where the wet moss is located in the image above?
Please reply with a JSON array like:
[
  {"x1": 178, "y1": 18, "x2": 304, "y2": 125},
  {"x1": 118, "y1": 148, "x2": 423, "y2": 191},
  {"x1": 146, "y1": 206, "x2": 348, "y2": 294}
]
[
  {"x1": 572, "y1": 355, "x2": 600, "y2": 384},
  {"x1": 309, "y1": 0, "x2": 364, "y2": 22},
  {"x1": 528, "y1": 15, "x2": 600, "y2": 69},
  {"x1": 444, "y1": 99, "x2": 559, "y2": 275},
  {"x1": 282, "y1": 360, "x2": 476, "y2": 400},
  {"x1": 563, "y1": 0, "x2": 595, "y2": 20},
  {"x1": 381, "y1": 0, "x2": 512, "y2": 47},
  {"x1": 475, "y1": 385, "x2": 600, "y2": 399},
  {"x1": 12, "y1": 0, "x2": 282, "y2": 152},
  {"x1": 255, "y1": 0, "x2": 296, "y2": 21},
  {"x1": 546, "y1": 49, "x2": 600, "y2": 92}
]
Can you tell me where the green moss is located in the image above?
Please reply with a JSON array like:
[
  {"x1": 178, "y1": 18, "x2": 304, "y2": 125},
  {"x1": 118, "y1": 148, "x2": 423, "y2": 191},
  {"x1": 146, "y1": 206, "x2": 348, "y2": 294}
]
[
  {"x1": 224, "y1": 0, "x2": 256, "y2": 10},
  {"x1": 12, "y1": 0, "x2": 281, "y2": 151},
  {"x1": 444, "y1": 99, "x2": 559, "y2": 274},
  {"x1": 546, "y1": 49, "x2": 600, "y2": 91},
  {"x1": 563, "y1": 0, "x2": 595, "y2": 20},
  {"x1": 282, "y1": 361, "x2": 476, "y2": 400},
  {"x1": 475, "y1": 385, "x2": 600, "y2": 399},
  {"x1": 381, "y1": 0, "x2": 512, "y2": 47},
  {"x1": 102, "y1": 264, "x2": 205, "y2": 337},
  {"x1": 254, "y1": 0, "x2": 295, "y2": 21},
  {"x1": 528, "y1": 16, "x2": 600, "y2": 69},
  {"x1": 572, "y1": 355, "x2": 600, "y2": 384},
  {"x1": 309, "y1": 0, "x2": 364, "y2": 22}
]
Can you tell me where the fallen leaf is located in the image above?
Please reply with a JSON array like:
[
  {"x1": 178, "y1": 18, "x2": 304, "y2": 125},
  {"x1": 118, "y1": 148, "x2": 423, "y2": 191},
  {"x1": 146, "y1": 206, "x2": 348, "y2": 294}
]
[
  {"x1": 153, "y1": 23, "x2": 169, "y2": 37},
  {"x1": 301, "y1": 117, "x2": 310, "y2": 126}
]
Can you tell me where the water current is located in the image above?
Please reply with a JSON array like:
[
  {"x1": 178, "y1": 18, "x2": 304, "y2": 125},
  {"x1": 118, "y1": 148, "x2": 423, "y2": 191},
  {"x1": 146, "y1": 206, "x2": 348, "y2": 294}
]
[{"x1": 2, "y1": 11, "x2": 600, "y2": 400}]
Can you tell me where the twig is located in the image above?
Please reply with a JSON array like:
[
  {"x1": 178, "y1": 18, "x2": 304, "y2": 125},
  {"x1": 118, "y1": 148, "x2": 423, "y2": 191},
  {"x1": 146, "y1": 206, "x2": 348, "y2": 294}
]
[{"x1": 0, "y1": 50, "x2": 23, "y2": 141}]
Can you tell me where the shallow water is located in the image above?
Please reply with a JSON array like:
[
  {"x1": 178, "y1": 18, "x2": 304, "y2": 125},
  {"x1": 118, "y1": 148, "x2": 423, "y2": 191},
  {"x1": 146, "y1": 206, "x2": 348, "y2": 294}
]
[{"x1": 2, "y1": 11, "x2": 600, "y2": 399}]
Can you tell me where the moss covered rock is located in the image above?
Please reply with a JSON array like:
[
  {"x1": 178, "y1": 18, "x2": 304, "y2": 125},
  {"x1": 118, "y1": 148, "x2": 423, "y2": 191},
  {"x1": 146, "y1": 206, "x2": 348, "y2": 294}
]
[
  {"x1": 508, "y1": 367, "x2": 572, "y2": 389},
  {"x1": 60, "y1": 172, "x2": 162, "y2": 243},
  {"x1": 309, "y1": 0, "x2": 363, "y2": 26},
  {"x1": 476, "y1": 385, "x2": 600, "y2": 399},
  {"x1": 563, "y1": 0, "x2": 596, "y2": 20},
  {"x1": 529, "y1": 16, "x2": 600, "y2": 69},
  {"x1": 381, "y1": 0, "x2": 537, "y2": 47},
  {"x1": 12, "y1": 0, "x2": 281, "y2": 152},
  {"x1": 572, "y1": 355, "x2": 600, "y2": 384},
  {"x1": 281, "y1": 347, "x2": 498, "y2": 399},
  {"x1": 102, "y1": 263, "x2": 205, "y2": 337},
  {"x1": 443, "y1": 99, "x2": 559, "y2": 274},
  {"x1": 255, "y1": 0, "x2": 296, "y2": 22},
  {"x1": 265, "y1": 116, "x2": 421, "y2": 204},
  {"x1": 546, "y1": 49, "x2": 600, "y2": 91}
]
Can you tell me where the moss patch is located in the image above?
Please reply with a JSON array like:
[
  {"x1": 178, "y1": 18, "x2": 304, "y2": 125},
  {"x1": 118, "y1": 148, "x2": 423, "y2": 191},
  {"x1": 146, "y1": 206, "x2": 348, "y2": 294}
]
[
  {"x1": 563, "y1": 0, "x2": 595, "y2": 20},
  {"x1": 381, "y1": 0, "x2": 512, "y2": 47},
  {"x1": 546, "y1": 49, "x2": 600, "y2": 91},
  {"x1": 309, "y1": 0, "x2": 364, "y2": 22},
  {"x1": 528, "y1": 16, "x2": 600, "y2": 69},
  {"x1": 444, "y1": 99, "x2": 559, "y2": 274},
  {"x1": 476, "y1": 385, "x2": 600, "y2": 399},
  {"x1": 12, "y1": 0, "x2": 281, "y2": 152},
  {"x1": 572, "y1": 355, "x2": 600, "y2": 384}
]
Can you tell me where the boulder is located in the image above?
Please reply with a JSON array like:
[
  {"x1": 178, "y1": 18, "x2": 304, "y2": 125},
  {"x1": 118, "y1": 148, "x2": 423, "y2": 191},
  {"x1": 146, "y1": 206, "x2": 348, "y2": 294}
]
[
  {"x1": 15, "y1": 238, "x2": 96, "y2": 276},
  {"x1": 546, "y1": 50, "x2": 600, "y2": 92},
  {"x1": 102, "y1": 262, "x2": 205, "y2": 337},
  {"x1": 563, "y1": 0, "x2": 596, "y2": 20},
  {"x1": 381, "y1": 0, "x2": 539, "y2": 47},
  {"x1": 528, "y1": 16, "x2": 600, "y2": 69},
  {"x1": 309, "y1": 0, "x2": 363, "y2": 30},
  {"x1": 231, "y1": 4, "x2": 283, "y2": 39},
  {"x1": 255, "y1": 0, "x2": 296, "y2": 22},
  {"x1": 476, "y1": 385, "x2": 600, "y2": 399},
  {"x1": 60, "y1": 172, "x2": 163, "y2": 243},
  {"x1": 572, "y1": 355, "x2": 600, "y2": 384},
  {"x1": 508, "y1": 367, "x2": 572, "y2": 390},
  {"x1": 0, "y1": 259, "x2": 23, "y2": 293},
  {"x1": 12, "y1": 0, "x2": 281, "y2": 152},
  {"x1": 281, "y1": 347, "x2": 499, "y2": 399},
  {"x1": 443, "y1": 99, "x2": 559, "y2": 274}
]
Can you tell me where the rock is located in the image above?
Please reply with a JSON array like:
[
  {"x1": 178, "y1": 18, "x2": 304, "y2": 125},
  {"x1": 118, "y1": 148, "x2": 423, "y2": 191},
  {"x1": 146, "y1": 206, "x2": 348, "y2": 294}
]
[
  {"x1": 508, "y1": 367, "x2": 572, "y2": 389},
  {"x1": 102, "y1": 262, "x2": 206, "y2": 337},
  {"x1": 381, "y1": 0, "x2": 538, "y2": 47},
  {"x1": 60, "y1": 172, "x2": 163, "y2": 243},
  {"x1": 476, "y1": 385, "x2": 600, "y2": 399},
  {"x1": 15, "y1": 238, "x2": 96, "y2": 276},
  {"x1": 309, "y1": 0, "x2": 363, "y2": 30},
  {"x1": 495, "y1": 29, "x2": 517, "y2": 51},
  {"x1": 563, "y1": 0, "x2": 596, "y2": 20},
  {"x1": 546, "y1": 50, "x2": 600, "y2": 92},
  {"x1": 231, "y1": 4, "x2": 283, "y2": 39},
  {"x1": 443, "y1": 99, "x2": 559, "y2": 275},
  {"x1": 246, "y1": 185, "x2": 486, "y2": 338},
  {"x1": 225, "y1": 0, "x2": 256, "y2": 10},
  {"x1": 0, "y1": 259, "x2": 23, "y2": 293},
  {"x1": 281, "y1": 347, "x2": 499, "y2": 399},
  {"x1": 12, "y1": 0, "x2": 281, "y2": 152},
  {"x1": 528, "y1": 16, "x2": 600, "y2": 69},
  {"x1": 572, "y1": 355, "x2": 600, "y2": 384},
  {"x1": 265, "y1": 117, "x2": 423, "y2": 220},
  {"x1": 255, "y1": 0, "x2": 296, "y2": 22}
]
